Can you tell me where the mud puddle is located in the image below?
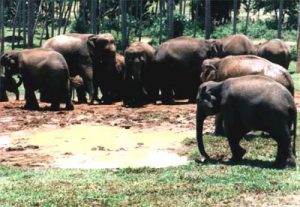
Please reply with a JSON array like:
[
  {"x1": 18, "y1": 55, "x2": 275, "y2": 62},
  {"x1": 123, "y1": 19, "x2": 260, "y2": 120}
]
[{"x1": 4, "y1": 125, "x2": 192, "y2": 169}]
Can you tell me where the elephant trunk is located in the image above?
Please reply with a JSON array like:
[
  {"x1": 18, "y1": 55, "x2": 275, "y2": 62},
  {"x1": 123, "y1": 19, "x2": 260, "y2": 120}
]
[{"x1": 196, "y1": 106, "x2": 210, "y2": 159}]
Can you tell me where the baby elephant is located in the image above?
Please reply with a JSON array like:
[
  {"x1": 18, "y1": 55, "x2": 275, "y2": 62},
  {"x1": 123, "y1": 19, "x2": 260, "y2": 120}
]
[
  {"x1": 0, "y1": 49, "x2": 74, "y2": 110},
  {"x1": 4, "y1": 75, "x2": 22, "y2": 100},
  {"x1": 196, "y1": 75, "x2": 296, "y2": 168}
]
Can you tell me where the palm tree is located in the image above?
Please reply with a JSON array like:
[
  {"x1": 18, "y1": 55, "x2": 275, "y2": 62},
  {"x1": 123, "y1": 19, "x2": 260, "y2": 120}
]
[
  {"x1": 28, "y1": 0, "x2": 35, "y2": 48},
  {"x1": 167, "y1": 0, "x2": 174, "y2": 39},
  {"x1": 277, "y1": 0, "x2": 284, "y2": 39},
  {"x1": 297, "y1": 0, "x2": 300, "y2": 73},
  {"x1": 233, "y1": 0, "x2": 238, "y2": 34},
  {"x1": 120, "y1": 0, "x2": 127, "y2": 51},
  {"x1": 205, "y1": 0, "x2": 211, "y2": 39}
]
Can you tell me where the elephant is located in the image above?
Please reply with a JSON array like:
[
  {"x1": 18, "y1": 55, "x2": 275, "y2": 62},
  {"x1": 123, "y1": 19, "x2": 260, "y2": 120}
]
[
  {"x1": 201, "y1": 55, "x2": 294, "y2": 95},
  {"x1": 0, "y1": 49, "x2": 74, "y2": 110},
  {"x1": 196, "y1": 75, "x2": 296, "y2": 168},
  {"x1": 208, "y1": 34, "x2": 256, "y2": 57},
  {"x1": 201, "y1": 55, "x2": 294, "y2": 135},
  {"x1": 88, "y1": 33, "x2": 124, "y2": 104},
  {"x1": 0, "y1": 75, "x2": 8, "y2": 102},
  {"x1": 153, "y1": 36, "x2": 223, "y2": 104},
  {"x1": 43, "y1": 33, "x2": 117, "y2": 104},
  {"x1": 3, "y1": 74, "x2": 22, "y2": 100},
  {"x1": 256, "y1": 39, "x2": 291, "y2": 69},
  {"x1": 123, "y1": 41, "x2": 156, "y2": 107}
]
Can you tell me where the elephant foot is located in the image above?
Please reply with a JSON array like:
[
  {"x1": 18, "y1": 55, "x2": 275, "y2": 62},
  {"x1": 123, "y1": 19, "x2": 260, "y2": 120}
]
[
  {"x1": 24, "y1": 102, "x2": 39, "y2": 110},
  {"x1": 99, "y1": 97, "x2": 113, "y2": 105},
  {"x1": 273, "y1": 156, "x2": 296, "y2": 169},
  {"x1": 230, "y1": 148, "x2": 246, "y2": 163},
  {"x1": 213, "y1": 130, "x2": 225, "y2": 137},
  {"x1": 65, "y1": 103, "x2": 74, "y2": 111},
  {"x1": 50, "y1": 103, "x2": 60, "y2": 111},
  {"x1": 161, "y1": 98, "x2": 175, "y2": 105}
]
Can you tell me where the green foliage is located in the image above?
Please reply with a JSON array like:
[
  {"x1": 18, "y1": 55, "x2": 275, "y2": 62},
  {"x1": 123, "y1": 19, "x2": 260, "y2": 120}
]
[{"x1": 70, "y1": 18, "x2": 90, "y2": 34}]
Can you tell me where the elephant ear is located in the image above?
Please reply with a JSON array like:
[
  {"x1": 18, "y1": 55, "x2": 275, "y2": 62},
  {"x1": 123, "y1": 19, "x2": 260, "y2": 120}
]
[
  {"x1": 87, "y1": 35, "x2": 97, "y2": 57},
  {"x1": 198, "y1": 85, "x2": 215, "y2": 109},
  {"x1": 201, "y1": 64, "x2": 217, "y2": 82}
]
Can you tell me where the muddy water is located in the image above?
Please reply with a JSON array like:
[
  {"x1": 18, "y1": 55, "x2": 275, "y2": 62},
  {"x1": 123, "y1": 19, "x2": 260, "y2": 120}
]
[{"x1": 9, "y1": 125, "x2": 192, "y2": 169}]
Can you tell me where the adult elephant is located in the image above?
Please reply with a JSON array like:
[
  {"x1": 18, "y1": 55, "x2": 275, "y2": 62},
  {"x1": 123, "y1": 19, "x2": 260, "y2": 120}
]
[
  {"x1": 201, "y1": 55, "x2": 294, "y2": 135},
  {"x1": 196, "y1": 75, "x2": 296, "y2": 169},
  {"x1": 153, "y1": 36, "x2": 222, "y2": 104},
  {"x1": 256, "y1": 39, "x2": 291, "y2": 69},
  {"x1": 88, "y1": 33, "x2": 124, "y2": 104},
  {"x1": 43, "y1": 33, "x2": 117, "y2": 104},
  {"x1": 123, "y1": 41, "x2": 156, "y2": 107},
  {"x1": 0, "y1": 49, "x2": 73, "y2": 110},
  {"x1": 3, "y1": 74, "x2": 22, "y2": 100},
  {"x1": 209, "y1": 34, "x2": 256, "y2": 57}
]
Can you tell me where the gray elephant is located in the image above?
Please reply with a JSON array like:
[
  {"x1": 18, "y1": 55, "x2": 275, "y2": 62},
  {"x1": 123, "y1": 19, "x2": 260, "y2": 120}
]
[
  {"x1": 123, "y1": 41, "x2": 156, "y2": 107},
  {"x1": 0, "y1": 49, "x2": 73, "y2": 110},
  {"x1": 153, "y1": 36, "x2": 222, "y2": 104},
  {"x1": 196, "y1": 75, "x2": 296, "y2": 168},
  {"x1": 43, "y1": 33, "x2": 118, "y2": 104},
  {"x1": 88, "y1": 33, "x2": 125, "y2": 104},
  {"x1": 201, "y1": 55, "x2": 294, "y2": 135},
  {"x1": 208, "y1": 34, "x2": 256, "y2": 57},
  {"x1": 256, "y1": 39, "x2": 291, "y2": 69}
]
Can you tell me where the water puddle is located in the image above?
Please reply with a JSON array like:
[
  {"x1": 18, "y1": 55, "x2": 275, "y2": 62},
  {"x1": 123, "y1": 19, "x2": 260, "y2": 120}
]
[{"x1": 9, "y1": 125, "x2": 193, "y2": 169}]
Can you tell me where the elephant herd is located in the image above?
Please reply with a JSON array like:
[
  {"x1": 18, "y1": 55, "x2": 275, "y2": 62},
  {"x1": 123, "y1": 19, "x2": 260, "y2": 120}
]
[{"x1": 0, "y1": 33, "x2": 296, "y2": 168}]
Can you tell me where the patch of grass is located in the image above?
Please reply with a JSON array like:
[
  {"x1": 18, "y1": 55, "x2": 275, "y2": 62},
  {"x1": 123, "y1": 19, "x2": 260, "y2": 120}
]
[{"x1": 1, "y1": 128, "x2": 300, "y2": 206}]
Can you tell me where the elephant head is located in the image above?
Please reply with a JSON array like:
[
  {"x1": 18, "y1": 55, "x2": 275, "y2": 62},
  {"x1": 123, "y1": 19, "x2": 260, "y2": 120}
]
[
  {"x1": 196, "y1": 81, "x2": 222, "y2": 159},
  {"x1": 206, "y1": 39, "x2": 224, "y2": 58},
  {"x1": 124, "y1": 45, "x2": 148, "y2": 82},
  {"x1": 87, "y1": 33, "x2": 116, "y2": 61},
  {"x1": 0, "y1": 51, "x2": 20, "y2": 76},
  {"x1": 200, "y1": 58, "x2": 220, "y2": 82}
]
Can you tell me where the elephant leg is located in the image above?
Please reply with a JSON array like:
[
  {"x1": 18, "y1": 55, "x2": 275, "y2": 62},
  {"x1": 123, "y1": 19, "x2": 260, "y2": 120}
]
[
  {"x1": 161, "y1": 83, "x2": 174, "y2": 104},
  {"x1": 227, "y1": 135, "x2": 246, "y2": 163},
  {"x1": 76, "y1": 87, "x2": 87, "y2": 104},
  {"x1": 24, "y1": 89, "x2": 39, "y2": 110},
  {"x1": 50, "y1": 102, "x2": 60, "y2": 111},
  {"x1": 15, "y1": 89, "x2": 19, "y2": 101},
  {"x1": 214, "y1": 113, "x2": 225, "y2": 136},
  {"x1": 99, "y1": 79, "x2": 113, "y2": 104},
  {"x1": 65, "y1": 82, "x2": 74, "y2": 110},
  {"x1": 272, "y1": 128, "x2": 296, "y2": 168}
]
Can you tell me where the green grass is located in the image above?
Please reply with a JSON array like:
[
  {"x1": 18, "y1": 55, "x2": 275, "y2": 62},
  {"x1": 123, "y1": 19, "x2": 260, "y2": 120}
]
[{"x1": 1, "y1": 131, "x2": 300, "y2": 206}]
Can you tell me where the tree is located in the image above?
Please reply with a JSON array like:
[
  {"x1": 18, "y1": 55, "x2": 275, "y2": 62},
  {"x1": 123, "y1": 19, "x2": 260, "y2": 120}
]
[
  {"x1": 278, "y1": 0, "x2": 284, "y2": 39},
  {"x1": 168, "y1": 0, "x2": 174, "y2": 39},
  {"x1": 120, "y1": 0, "x2": 127, "y2": 51},
  {"x1": 28, "y1": 0, "x2": 35, "y2": 48},
  {"x1": 91, "y1": 0, "x2": 97, "y2": 34},
  {"x1": 205, "y1": 0, "x2": 211, "y2": 39},
  {"x1": 244, "y1": 0, "x2": 251, "y2": 34},
  {"x1": 297, "y1": 0, "x2": 300, "y2": 73},
  {"x1": 0, "y1": 0, "x2": 4, "y2": 55},
  {"x1": 233, "y1": 0, "x2": 238, "y2": 34}
]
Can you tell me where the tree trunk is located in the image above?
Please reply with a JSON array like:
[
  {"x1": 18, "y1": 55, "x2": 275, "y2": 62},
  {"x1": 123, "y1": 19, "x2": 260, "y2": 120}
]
[
  {"x1": 22, "y1": 0, "x2": 27, "y2": 47},
  {"x1": 159, "y1": 0, "x2": 164, "y2": 44},
  {"x1": 297, "y1": 0, "x2": 300, "y2": 73},
  {"x1": 167, "y1": 0, "x2": 174, "y2": 39},
  {"x1": 233, "y1": 0, "x2": 238, "y2": 34},
  {"x1": 120, "y1": 0, "x2": 127, "y2": 51},
  {"x1": 91, "y1": 0, "x2": 97, "y2": 34},
  {"x1": 0, "y1": 0, "x2": 4, "y2": 55},
  {"x1": 205, "y1": 0, "x2": 211, "y2": 39},
  {"x1": 57, "y1": 0, "x2": 64, "y2": 35},
  {"x1": 33, "y1": 0, "x2": 44, "y2": 36},
  {"x1": 193, "y1": 0, "x2": 198, "y2": 37},
  {"x1": 245, "y1": 0, "x2": 251, "y2": 34},
  {"x1": 28, "y1": 0, "x2": 35, "y2": 48},
  {"x1": 139, "y1": 0, "x2": 143, "y2": 41},
  {"x1": 51, "y1": 0, "x2": 54, "y2": 37},
  {"x1": 63, "y1": 1, "x2": 73, "y2": 34},
  {"x1": 12, "y1": 0, "x2": 21, "y2": 50},
  {"x1": 277, "y1": 0, "x2": 284, "y2": 39}
]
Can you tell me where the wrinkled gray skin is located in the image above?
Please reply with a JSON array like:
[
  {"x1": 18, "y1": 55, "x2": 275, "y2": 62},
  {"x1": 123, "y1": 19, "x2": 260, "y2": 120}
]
[
  {"x1": 87, "y1": 33, "x2": 124, "y2": 104},
  {"x1": 256, "y1": 39, "x2": 291, "y2": 69},
  {"x1": 196, "y1": 75, "x2": 296, "y2": 169},
  {"x1": 208, "y1": 34, "x2": 256, "y2": 57},
  {"x1": 0, "y1": 75, "x2": 23, "y2": 102},
  {"x1": 201, "y1": 55, "x2": 294, "y2": 135},
  {"x1": 124, "y1": 41, "x2": 156, "y2": 107},
  {"x1": 153, "y1": 36, "x2": 223, "y2": 104},
  {"x1": 43, "y1": 33, "x2": 116, "y2": 104},
  {"x1": 0, "y1": 49, "x2": 73, "y2": 111}
]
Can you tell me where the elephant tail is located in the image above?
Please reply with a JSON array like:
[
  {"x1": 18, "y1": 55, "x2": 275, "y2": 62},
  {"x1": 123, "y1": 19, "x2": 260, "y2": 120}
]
[{"x1": 292, "y1": 111, "x2": 297, "y2": 157}]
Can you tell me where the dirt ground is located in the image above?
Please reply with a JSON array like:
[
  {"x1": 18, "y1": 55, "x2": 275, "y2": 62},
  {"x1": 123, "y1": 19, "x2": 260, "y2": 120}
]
[
  {"x1": 0, "y1": 98, "x2": 215, "y2": 169},
  {"x1": 1, "y1": 92, "x2": 300, "y2": 169}
]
